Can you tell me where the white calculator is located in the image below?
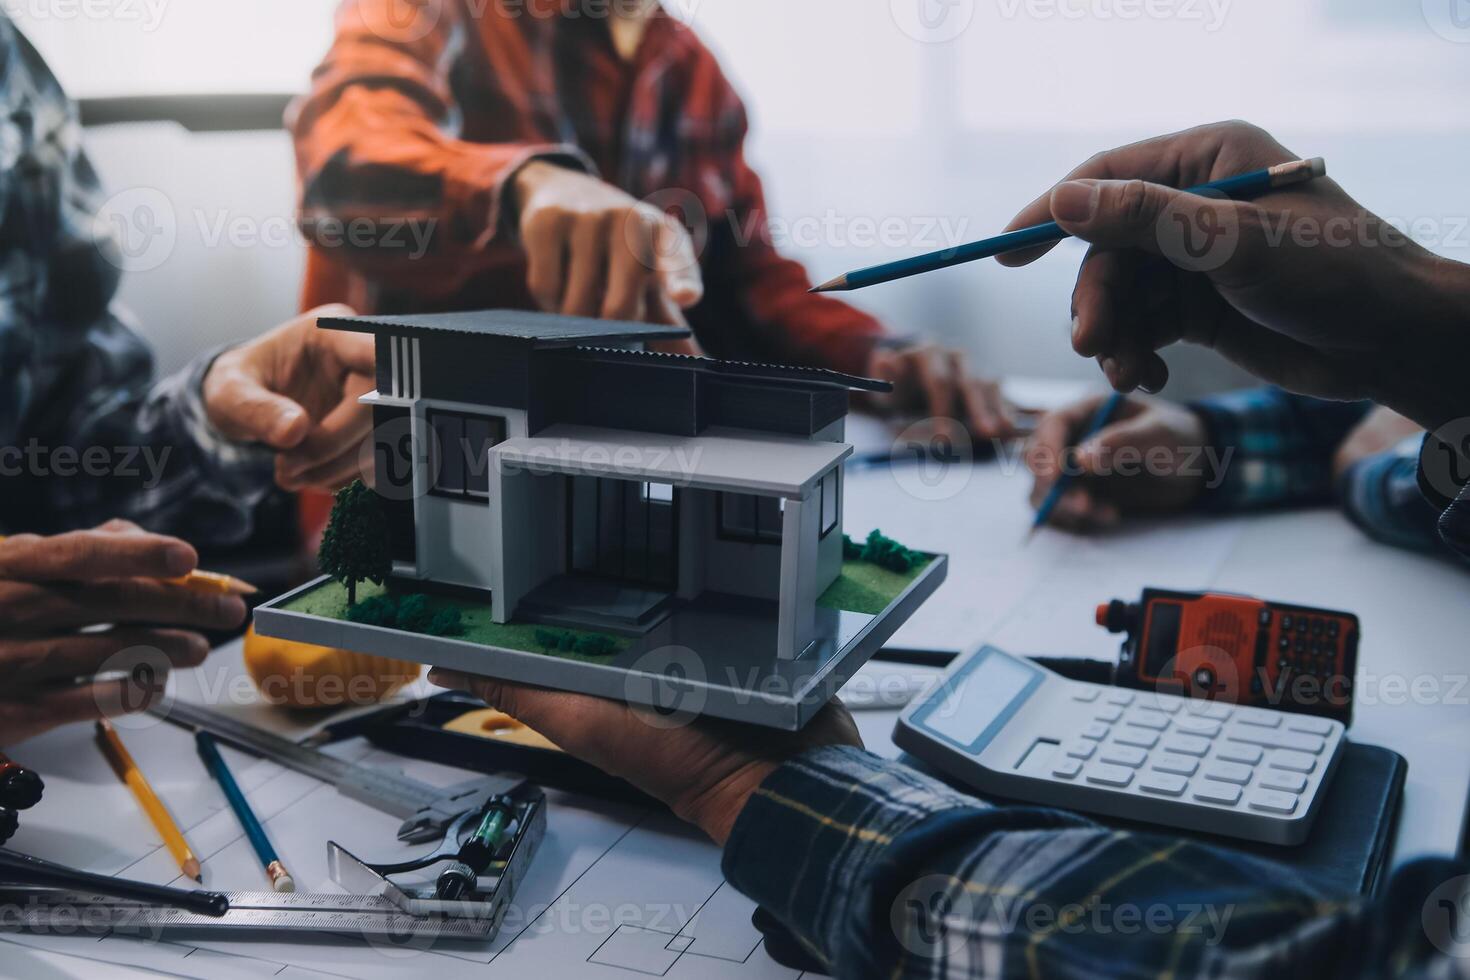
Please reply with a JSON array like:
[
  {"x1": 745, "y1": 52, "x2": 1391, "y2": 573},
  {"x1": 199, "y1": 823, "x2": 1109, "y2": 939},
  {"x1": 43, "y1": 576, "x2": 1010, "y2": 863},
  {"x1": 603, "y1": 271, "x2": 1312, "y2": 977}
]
[{"x1": 893, "y1": 645, "x2": 1346, "y2": 845}]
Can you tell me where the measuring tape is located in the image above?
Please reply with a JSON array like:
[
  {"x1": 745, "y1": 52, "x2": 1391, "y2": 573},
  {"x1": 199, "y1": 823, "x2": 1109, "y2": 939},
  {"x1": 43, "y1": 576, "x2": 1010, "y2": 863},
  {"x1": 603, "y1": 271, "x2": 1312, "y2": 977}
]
[{"x1": 0, "y1": 889, "x2": 498, "y2": 940}]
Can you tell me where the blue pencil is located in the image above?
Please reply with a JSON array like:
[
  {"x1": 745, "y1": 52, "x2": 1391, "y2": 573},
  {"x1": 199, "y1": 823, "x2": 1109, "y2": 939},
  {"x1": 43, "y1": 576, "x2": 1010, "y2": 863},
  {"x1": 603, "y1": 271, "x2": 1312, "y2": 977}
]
[
  {"x1": 811, "y1": 158, "x2": 1326, "y2": 293},
  {"x1": 1028, "y1": 391, "x2": 1126, "y2": 539},
  {"x1": 194, "y1": 732, "x2": 295, "y2": 893}
]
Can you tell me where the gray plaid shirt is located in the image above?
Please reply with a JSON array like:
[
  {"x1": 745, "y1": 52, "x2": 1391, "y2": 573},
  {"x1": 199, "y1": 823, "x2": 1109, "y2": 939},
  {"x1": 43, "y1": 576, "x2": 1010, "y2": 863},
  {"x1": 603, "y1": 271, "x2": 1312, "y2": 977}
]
[{"x1": 0, "y1": 15, "x2": 273, "y2": 542}]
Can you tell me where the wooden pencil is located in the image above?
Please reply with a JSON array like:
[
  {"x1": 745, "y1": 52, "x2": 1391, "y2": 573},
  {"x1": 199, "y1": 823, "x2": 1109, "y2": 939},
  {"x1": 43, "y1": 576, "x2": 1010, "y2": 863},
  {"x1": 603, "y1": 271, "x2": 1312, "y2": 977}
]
[
  {"x1": 195, "y1": 733, "x2": 294, "y2": 893},
  {"x1": 811, "y1": 158, "x2": 1327, "y2": 293},
  {"x1": 165, "y1": 570, "x2": 259, "y2": 596},
  {"x1": 95, "y1": 719, "x2": 202, "y2": 883}
]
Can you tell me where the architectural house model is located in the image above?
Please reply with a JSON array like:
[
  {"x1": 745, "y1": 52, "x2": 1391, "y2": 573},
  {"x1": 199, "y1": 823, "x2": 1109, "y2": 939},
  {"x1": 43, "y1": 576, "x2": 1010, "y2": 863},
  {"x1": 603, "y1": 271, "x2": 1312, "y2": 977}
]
[{"x1": 254, "y1": 311, "x2": 946, "y2": 728}]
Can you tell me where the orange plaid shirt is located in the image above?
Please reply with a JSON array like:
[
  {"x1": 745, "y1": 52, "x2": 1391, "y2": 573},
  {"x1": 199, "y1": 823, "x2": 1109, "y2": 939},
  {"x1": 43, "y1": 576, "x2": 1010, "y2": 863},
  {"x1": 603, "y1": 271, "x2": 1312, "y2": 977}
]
[{"x1": 289, "y1": 0, "x2": 887, "y2": 375}]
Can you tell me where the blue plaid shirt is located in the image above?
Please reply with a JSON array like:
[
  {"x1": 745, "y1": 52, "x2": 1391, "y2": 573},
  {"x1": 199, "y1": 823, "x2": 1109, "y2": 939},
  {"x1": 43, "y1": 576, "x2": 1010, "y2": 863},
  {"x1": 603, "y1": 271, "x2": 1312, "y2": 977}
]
[
  {"x1": 725, "y1": 747, "x2": 1468, "y2": 979},
  {"x1": 1191, "y1": 388, "x2": 1446, "y2": 555},
  {"x1": 0, "y1": 16, "x2": 273, "y2": 542}
]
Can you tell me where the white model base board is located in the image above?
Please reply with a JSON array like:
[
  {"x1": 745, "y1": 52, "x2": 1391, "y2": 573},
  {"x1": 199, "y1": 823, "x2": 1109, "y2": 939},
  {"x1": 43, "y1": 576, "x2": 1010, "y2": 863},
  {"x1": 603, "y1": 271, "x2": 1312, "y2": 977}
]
[{"x1": 254, "y1": 557, "x2": 946, "y2": 730}]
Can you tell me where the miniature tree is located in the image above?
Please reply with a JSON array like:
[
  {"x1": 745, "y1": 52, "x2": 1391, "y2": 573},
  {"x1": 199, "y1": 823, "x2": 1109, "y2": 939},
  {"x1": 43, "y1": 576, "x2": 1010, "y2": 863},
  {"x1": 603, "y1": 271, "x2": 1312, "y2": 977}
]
[{"x1": 319, "y1": 480, "x2": 391, "y2": 606}]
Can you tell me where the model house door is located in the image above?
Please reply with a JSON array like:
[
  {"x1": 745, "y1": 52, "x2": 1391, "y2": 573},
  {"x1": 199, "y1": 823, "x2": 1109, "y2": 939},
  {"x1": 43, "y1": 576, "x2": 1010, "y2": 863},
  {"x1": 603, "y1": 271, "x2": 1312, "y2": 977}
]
[{"x1": 568, "y1": 478, "x2": 678, "y2": 591}]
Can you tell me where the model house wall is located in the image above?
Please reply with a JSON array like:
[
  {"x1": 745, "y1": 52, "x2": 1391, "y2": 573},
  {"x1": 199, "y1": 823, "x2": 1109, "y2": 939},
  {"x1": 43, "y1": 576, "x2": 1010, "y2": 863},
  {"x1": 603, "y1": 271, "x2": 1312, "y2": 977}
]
[{"x1": 344, "y1": 310, "x2": 884, "y2": 661}]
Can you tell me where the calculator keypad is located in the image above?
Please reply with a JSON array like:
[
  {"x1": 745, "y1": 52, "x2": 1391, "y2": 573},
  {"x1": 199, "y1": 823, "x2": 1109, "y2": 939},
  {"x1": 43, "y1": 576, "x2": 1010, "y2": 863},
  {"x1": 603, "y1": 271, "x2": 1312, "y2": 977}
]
[
  {"x1": 1057, "y1": 686, "x2": 1344, "y2": 823},
  {"x1": 1192, "y1": 781, "x2": 1242, "y2": 805},
  {"x1": 1247, "y1": 790, "x2": 1298, "y2": 814},
  {"x1": 1085, "y1": 764, "x2": 1134, "y2": 787},
  {"x1": 1139, "y1": 772, "x2": 1188, "y2": 796},
  {"x1": 1114, "y1": 727, "x2": 1160, "y2": 749}
]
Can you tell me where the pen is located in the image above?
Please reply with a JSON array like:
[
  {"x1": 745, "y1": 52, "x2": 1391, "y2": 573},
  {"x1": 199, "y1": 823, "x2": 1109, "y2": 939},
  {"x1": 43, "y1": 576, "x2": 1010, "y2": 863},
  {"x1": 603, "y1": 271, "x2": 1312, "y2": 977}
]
[
  {"x1": 812, "y1": 158, "x2": 1327, "y2": 292},
  {"x1": 0, "y1": 533, "x2": 256, "y2": 596},
  {"x1": 1027, "y1": 391, "x2": 1126, "y2": 541},
  {"x1": 0, "y1": 848, "x2": 228, "y2": 917},
  {"x1": 95, "y1": 719, "x2": 203, "y2": 883},
  {"x1": 194, "y1": 732, "x2": 294, "y2": 893}
]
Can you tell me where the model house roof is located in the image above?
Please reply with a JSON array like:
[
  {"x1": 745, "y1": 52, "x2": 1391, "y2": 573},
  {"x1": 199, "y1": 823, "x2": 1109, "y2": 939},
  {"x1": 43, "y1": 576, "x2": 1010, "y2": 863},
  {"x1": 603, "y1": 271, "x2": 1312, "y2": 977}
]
[
  {"x1": 493, "y1": 424, "x2": 852, "y2": 498},
  {"x1": 319, "y1": 310, "x2": 692, "y2": 346},
  {"x1": 565, "y1": 346, "x2": 892, "y2": 393}
]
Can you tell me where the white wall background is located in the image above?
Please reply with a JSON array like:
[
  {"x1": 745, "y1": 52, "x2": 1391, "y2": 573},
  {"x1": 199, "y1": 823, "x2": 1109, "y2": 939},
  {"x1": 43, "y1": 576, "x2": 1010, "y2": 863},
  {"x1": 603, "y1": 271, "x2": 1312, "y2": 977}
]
[{"x1": 20, "y1": 0, "x2": 1470, "y2": 395}]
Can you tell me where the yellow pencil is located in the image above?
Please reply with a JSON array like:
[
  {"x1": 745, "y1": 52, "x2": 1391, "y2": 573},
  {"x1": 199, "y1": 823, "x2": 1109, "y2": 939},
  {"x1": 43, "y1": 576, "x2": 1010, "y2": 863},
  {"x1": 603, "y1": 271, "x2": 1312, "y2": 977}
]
[
  {"x1": 0, "y1": 534, "x2": 256, "y2": 596},
  {"x1": 165, "y1": 570, "x2": 259, "y2": 597},
  {"x1": 95, "y1": 719, "x2": 203, "y2": 883}
]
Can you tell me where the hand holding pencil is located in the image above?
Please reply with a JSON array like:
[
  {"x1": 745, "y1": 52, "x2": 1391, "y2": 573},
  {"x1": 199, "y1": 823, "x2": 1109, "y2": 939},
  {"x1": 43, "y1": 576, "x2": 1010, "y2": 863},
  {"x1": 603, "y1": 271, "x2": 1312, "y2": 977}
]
[
  {"x1": 0, "y1": 523, "x2": 245, "y2": 746},
  {"x1": 994, "y1": 122, "x2": 1459, "y2": 423},
  {"x1": 1025, "y1": 392, "x2": 1214, "y2": 534}
]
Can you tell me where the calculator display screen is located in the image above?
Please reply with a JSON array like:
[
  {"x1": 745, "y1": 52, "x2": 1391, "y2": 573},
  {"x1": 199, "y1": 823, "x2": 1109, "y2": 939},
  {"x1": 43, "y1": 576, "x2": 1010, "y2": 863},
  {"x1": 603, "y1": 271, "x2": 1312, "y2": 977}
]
[{"x1": 923, "y1": 652, "x2": 1038, "y2": 748}]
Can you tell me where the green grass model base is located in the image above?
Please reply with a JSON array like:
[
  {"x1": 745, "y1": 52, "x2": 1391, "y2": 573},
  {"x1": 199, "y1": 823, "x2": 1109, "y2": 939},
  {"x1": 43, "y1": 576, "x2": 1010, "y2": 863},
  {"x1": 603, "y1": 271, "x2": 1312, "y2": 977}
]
[
  {"x1": 280, "y1": 579, "x2": 631, "y2": 664},
  {"x1": 818, "y1": 557, "x2": 932, "y2": 616},
  {"x1": 817, "y1": 530, "x2": 933, "y2": 615}
]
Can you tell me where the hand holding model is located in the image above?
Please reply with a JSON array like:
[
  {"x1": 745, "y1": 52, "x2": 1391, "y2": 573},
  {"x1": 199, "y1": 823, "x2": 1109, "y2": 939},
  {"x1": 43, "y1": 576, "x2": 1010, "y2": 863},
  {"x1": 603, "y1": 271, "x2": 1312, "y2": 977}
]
[
  {"x1": 428, "y1": 670, "x2": 861, "y2": 846},
  {"x1": 1000, "y1": 120, "x2": 1470, "y2": 433},
  {"x1": 201, "y1": 305, "x2": 377, "y2": 493},
  {"x1": 0, "y1": 522, "x2": 246, "y2": 746}
]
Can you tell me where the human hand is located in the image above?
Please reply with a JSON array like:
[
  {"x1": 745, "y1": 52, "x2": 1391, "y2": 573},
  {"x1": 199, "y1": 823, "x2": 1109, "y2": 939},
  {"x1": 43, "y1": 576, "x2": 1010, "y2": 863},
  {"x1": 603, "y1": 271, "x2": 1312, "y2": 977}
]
[
  {"x1": 0, "y1": 522, "x2": 245, "y2": 746},
  {"x1": 863, "y1": 344, "x2": 1025, "y2": 442},
  {"x1": 202, "y1": 305, "x2": 376, "y2": 493},
  {"x1": 514, "y1": 161, "x2": 705, "y2": 332},
  {"x1": 999, "y1": 121, "x2": 1470, "y2": 432},
  {"x1": 426, "y1": 670, "x2": 861, "y2": 846},
  {"x1": 1332, "y1": 407, "x2": 1423, "y2": 482},
  {"x1": 1027, "y1": 393, "x2": 1210, "y2": 531}
]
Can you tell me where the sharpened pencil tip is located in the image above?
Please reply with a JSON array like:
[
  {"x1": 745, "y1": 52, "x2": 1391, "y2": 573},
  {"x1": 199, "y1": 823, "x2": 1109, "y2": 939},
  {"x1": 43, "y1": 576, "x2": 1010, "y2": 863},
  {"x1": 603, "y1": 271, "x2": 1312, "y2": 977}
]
[
  {"x1": 810, "y1": 273, "x2": 847, "y2": 293},
  {"x1": 185, "y1": 859, "x2": 203, "y2": 883}
]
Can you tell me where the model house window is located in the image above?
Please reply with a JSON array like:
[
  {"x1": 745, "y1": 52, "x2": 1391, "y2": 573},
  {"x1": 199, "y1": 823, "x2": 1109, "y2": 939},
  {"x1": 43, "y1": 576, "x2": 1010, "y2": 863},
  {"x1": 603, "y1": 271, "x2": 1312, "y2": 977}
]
[
  {"x1": 642, "y1": 483, "x2": 675, "y2": 505},
  {"x1": 719, "y1": 493, "x2": 783, "y2": 544},
  {"x1": 429, "y1": 411, "x2": 505, "y2": 501},
  {"x1": 819, "y1": 469, "x2": 840, "y2": 538}
]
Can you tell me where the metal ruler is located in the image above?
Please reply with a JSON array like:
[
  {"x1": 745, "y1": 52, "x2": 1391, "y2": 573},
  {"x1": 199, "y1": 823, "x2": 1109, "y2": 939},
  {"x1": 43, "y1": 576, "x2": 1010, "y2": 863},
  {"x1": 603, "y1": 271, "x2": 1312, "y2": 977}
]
[
  {"x1": 0, "y1": 785, "x2": 548, "y2": 946},
  {"x1": 148, "y1": 698, "x2": 522, "y2": 842},
  {"x1": 0, "y1": 890, "x2": 498, "y2": 940}
]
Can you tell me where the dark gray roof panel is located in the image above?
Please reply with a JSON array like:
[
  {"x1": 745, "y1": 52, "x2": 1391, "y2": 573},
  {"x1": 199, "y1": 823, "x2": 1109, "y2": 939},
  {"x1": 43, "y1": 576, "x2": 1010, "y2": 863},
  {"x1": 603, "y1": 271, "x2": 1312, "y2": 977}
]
[
  {"x1": 567, "y1": 345, "x2": 892, "y2": 393},
  {"x1": 319, "y1": 310, "x2": 692, "y2": 346}
]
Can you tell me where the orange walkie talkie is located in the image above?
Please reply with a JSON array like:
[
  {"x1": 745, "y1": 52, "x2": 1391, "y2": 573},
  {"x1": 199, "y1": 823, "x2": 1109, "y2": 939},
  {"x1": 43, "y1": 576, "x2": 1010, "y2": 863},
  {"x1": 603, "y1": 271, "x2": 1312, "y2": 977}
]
[{"x1": 1097, "y1": 588, "x2": 1359, "y2": 723}]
